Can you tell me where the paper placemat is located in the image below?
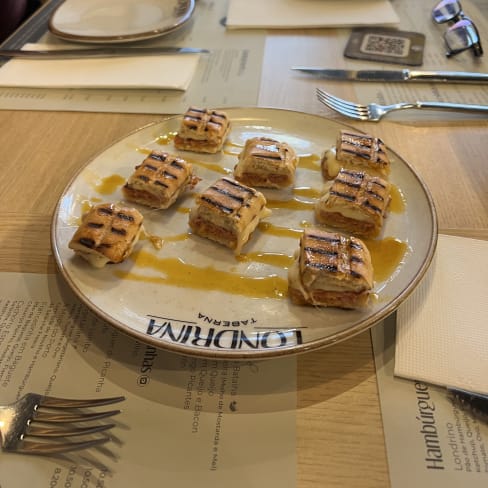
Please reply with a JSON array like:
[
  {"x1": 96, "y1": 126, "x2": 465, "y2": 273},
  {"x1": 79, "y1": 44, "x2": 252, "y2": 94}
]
[
  {"x1": 0, "y1": 272, "x2": 297, "y2": 487},
  {"x1": 395, "y1": 234, "x2": 488, "y2": 395},
  {"x1": 0, "y1": 0, "x2": 266, "y2": 113},
  {"x1": 226, "y1": 0, "x2": 399, "y2": 29},
  {"x1": 372, "y1": 317, "x2": 488, "y2": 487}
]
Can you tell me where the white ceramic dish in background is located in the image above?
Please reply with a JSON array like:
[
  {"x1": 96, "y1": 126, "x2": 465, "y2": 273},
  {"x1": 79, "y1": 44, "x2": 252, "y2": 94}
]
[
  {"x1": 48, "y1": 0, "x2": 195, "y2": 43},
  {"x1": 51, "y1": 108, "x2": 437, "y2": 359}
]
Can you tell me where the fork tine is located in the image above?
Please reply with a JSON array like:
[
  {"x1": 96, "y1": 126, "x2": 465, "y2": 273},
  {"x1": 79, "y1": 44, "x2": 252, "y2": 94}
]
[
  {"x1": 34, "y1": 409, "x2": 122, "y2": 423},
  {"x1": 316, "y1": 88, "x2": 368, "y2": 120},
  {"x1": 317, "y1": 89, "x2": 364, "y2": 116},
  {"x1": 39, "y1": 395, "x2": 125, "y2": 409},
  {"x1": 17, "y1": 437, "x2": 110, "y2": 455},
  {"x1": 27, "y1": 422, "x2": 115, "y2": 438},
  {"x1": 317, "y1": 88, "x2": 359, "y2": 111}
]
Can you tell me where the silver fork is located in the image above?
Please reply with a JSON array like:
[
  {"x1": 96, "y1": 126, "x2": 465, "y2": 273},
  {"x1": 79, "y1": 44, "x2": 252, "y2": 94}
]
[
  {"x1": 316, "y1": 88, "x2": 488, "y2": 121},
  {"x1": 0, "y1": 393, "x2": 125, "y2": 455}
]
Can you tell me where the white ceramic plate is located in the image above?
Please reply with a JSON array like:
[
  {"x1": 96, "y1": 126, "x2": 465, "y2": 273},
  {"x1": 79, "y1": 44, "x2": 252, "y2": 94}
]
[
  {"x1": 48, "y1": 0, "x2": 195, "y2": 43},
  {"x1": 51, "y1": 108, "x2": 437, "y2": 359}
]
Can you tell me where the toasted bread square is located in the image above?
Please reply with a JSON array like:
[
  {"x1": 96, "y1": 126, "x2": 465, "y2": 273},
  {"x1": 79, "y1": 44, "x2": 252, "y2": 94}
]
[
  {"x1": 122, "y1": 151, "x2": 197, "y2": 209},
  {"x1": 233, "y1": 136, "x2": 298, "y2": 188},
  {"x1": 189, "y1": 177, "x2": 271, "y2": 254},
  {"x1": 174, "y1": 106, "x2": 231, "y2": 154},
  {"x1": 321, "y1": 130, "x2": 390, "y2": 180},
  {"x1": 315, "y1": 169, "x2": 391, "y2": 238},
  {"x1": 288, "y1": 228, "x2": 373, "y2": 308},
  {"x1": 69, "y1": 203, "x2": 143, "y2": 267}
]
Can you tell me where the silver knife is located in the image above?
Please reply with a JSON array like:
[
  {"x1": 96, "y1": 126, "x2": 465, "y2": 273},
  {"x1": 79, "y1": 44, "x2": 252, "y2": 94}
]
[
  {"x1": 292, "y1": 67, "x2": 488, "y2": 84},
  {"x1": 0, "y1": 47, "x2": 209, "y2": 59}
]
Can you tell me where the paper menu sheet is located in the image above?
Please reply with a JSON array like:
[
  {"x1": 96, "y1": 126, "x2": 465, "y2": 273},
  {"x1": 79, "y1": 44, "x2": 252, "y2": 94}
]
[
  {"x1": 0, "y1": 272, "x2": 296, "y2": 488},
  {"x1": 372, "y1": 316, "x2": 488, "y2": 487}
]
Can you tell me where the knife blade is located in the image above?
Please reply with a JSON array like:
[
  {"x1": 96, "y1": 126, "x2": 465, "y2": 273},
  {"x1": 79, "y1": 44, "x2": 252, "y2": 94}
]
[
  {"x1": 292, "y1": 67, "x2": 488, "y2": 84},
  {"x1": 0, "y1": 47, "x2": 209, "y2": 59}
]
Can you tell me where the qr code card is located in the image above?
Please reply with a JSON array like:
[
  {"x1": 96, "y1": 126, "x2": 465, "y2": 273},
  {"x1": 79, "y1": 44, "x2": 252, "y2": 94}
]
[{"x1": 344, "y1": 28, "x2": 425, "y2": 66}]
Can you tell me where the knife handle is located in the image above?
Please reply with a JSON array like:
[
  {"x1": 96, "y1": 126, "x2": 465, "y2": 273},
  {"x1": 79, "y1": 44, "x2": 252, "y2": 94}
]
[{"x1": 408, "y1": 70, "x2": 488, "y2": 83}]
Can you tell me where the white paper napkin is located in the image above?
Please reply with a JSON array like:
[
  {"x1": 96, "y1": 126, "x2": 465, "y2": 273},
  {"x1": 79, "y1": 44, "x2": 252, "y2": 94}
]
[
  {"x1": 226, "y1": 0, "x2": 400, "y2": 29},
  {"x1": 395, "y1": 234, "x2": 488, "y2": 395},
  {"x1": 0, "y1": 43, "x2": 200, "y2": 90}
]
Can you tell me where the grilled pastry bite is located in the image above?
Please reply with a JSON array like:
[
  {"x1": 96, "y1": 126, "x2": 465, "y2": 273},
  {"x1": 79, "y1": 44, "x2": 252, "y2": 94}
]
[
  {"x1": 189, "y1": 177, "x2": 271, "y2": 255},
  {"x1": 69, "y1": 203, "x2": 144, "y2": 268},
  {"x1": 315, "y1": 168, "x2": 391, "y2": 238},
  {"x1": 122, "y1": 151, "x2": 198, "y2": 209},
  {"x1": 233, "y1": 136, "x2": 298, "y2": 189},
  {"x1": 174, "y1": 106, "x2": 231, "y2": 154},
  {"x1": 321, "y1": 129, "x2": 390, "y2": 180},
  {"x1": 288, "y1": 228, "x2": 373, "y2": 309}
]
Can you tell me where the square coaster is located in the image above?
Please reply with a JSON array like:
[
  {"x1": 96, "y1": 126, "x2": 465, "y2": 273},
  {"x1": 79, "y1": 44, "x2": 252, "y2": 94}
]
[{"x1": 344, "y1": 28, "x2": 425, "y2": 66}]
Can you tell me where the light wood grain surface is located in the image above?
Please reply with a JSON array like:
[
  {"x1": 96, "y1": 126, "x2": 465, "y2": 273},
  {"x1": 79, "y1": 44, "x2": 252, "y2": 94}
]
[{"x1": 0, "y1": 28, "x2": 487, "y2": 488}]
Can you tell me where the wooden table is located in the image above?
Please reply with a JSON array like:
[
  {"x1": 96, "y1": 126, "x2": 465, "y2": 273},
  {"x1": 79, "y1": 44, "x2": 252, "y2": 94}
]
[{"x1": 0, "y1": 26, "x2": 487, "y2": 488}]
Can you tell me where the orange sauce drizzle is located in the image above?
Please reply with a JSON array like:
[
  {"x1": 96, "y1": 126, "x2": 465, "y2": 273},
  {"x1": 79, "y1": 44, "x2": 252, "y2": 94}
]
[
  {"x1": 237, "y1": 252, "x2": 295, "y2": 269},
  {"x1": 258, "y1": 222, "x2": 303, "y2": 239},
  {"x1": 94, "y1": 174, "x2": 126, "y2": 195},
  {"x1": 363, "y1": 237, "x2": 408, "y2": 282},
  {"x1": 116, "y1": 250, "x2": 287, "y2": 299},
  {"x1": 293, "y1": 186, "x2": 322, "y2": 199},
  {"x1": 155, "y1": 132, "x2": 177, "y2": 145},
  {"x1": 298, "y1": 153, "x2": 321, "y2": 171},
  {"x1": 389, "y1": 184, "x2": 406, "y2": 213}
]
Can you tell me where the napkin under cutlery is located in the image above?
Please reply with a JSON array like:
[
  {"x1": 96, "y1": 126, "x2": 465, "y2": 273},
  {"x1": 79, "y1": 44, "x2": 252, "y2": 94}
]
[
  {"x1": 226, "y1": 0, "x2": 400, "y2": 29},
  {"x1": 394, "y1": 234, "x2": 488, "y2": 395},
  {"x1": 0, "y1": 43, "x2": 201, "y2": 90}
]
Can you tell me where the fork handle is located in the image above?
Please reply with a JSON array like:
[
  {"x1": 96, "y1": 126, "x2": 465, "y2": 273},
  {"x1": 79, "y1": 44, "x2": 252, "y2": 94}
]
[{"x1": 415, "y1": 101, "x2": 488, "y2": 113}]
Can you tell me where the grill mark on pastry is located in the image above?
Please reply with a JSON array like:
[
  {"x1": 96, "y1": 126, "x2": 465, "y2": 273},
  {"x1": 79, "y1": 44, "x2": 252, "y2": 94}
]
[
  {"x1": 201, "y1": 195, "x2": 234, "y2": 214},
  {"x1": 149, "y1": 152, "x2": 167, "y2": 162},
  {"x1": 307, "y1": 233, "x2": 341, "y2": 245},
  {"x1": 116, "y1": 212, "x2": 135, "y2": 222},
  {"x1": 307, "y1": 261, "x2": 338, "y2": 273},
  {"x1": 349, "y1": 241, "x2": 363, "y2": 251},
  {"x1": 111, "y1": 227, "x2": 127, "y2": 236},
  {"x1": 87, "y1": 222, "x2": 104, "y2": 229},
  {"x1": 97, "y1": 206, "x2": 113, "y2": 216},
  {"x1": 162, "y1": 170, "x2": 178, "y2": 180},
  {"x1": 154, "y1": 180, "x2": 169, "y2": 188},
  {"x1": 137, "y1": 175, "x2": 150, "y2": 182},
  {"x1": 220, "y1": 178, "x2": 257, "y2": 196},
  {"x1": 78, "y1": 238, "x2": 95, "y2": 248},
  {"x1": 330, "y1": 190, "x2": 356, "y2": 201},
  {"x1": 363, "y1": 200, "x2": 382, "y2": 214},
  {"x1": 143, "y1": 163, "x2": 158, "y2": 171},
  {"x1": 341, "y1": 132, "x2": 388, "y2": 162},
  {"x1": 366, "y1": 188, "x2": 386, "y2": 202},
  {"x1": 170, "y1": 160, "x2": 185, "y2": 170},
  {"x1": 304, "y1": 246, "x2": 338, "y2": 258}
]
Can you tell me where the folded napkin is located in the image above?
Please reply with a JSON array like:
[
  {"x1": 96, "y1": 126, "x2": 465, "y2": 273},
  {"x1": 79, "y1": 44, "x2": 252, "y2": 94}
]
[
  {"x1": 226, "y1": 0, "x2": 400, "y2": 29},
  {"x1": 395, "y1": 234, "x2": 488, "y2": 395},
  {"x1": 0, "y1": 43, "x2": 200, "y2": 90}
]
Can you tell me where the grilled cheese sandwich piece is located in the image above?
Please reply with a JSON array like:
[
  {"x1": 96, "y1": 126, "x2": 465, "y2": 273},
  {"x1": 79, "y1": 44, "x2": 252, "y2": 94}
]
[
  {"x1": 189, "y1": 177, "x2": 271, "y2": 255},
  {"x1": 122, "y1": 151, "x2": 198, "y2": 209},
  {"x1": 315, "y1": 169, "x2": 391, "y2": 238},
  {"x1": 234, "y1": 136, "x2": 298, "y2": 188},
  {"x1": 321, "y1": 130, "x2": 390, "y2": 180},
  {"x1": 174, "y1": 106, "x2": 231, "y2": 154},
  {"x1": 69, "y1": 203, "x2": 143, "y2": 268},
  {"x1": 288, "y1": 229, "x2": 373, "y2": 309}
]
